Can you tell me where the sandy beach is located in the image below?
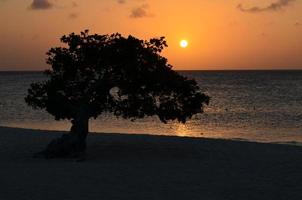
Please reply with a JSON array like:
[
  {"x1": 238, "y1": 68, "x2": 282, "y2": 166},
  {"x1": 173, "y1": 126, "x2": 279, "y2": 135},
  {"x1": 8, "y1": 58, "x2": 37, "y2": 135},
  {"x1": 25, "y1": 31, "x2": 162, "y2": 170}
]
[{"x1": 0, "y1": 126, "x2": 302, "y2": 200}]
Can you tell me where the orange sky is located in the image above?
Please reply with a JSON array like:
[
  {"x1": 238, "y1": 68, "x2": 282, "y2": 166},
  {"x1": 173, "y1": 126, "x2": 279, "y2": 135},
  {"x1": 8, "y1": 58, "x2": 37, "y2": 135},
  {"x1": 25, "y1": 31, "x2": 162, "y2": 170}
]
[{"x1": 0, "y1": 0, "x2": 302, "y2": 70}]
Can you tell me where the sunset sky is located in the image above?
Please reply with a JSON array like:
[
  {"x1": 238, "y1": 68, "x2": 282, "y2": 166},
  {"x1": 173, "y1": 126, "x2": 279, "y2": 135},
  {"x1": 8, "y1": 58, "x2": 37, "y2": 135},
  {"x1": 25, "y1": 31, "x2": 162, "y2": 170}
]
[{"x1": 0, "y1": 0, "x2": 302, "y2": 70}]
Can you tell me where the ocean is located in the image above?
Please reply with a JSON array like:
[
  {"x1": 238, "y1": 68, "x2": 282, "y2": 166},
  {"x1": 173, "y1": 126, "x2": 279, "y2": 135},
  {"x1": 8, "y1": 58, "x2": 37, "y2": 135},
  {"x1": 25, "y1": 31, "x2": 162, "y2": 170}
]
[{"x1": 1, "y1": 70, "x2": 302, "y2": 143}]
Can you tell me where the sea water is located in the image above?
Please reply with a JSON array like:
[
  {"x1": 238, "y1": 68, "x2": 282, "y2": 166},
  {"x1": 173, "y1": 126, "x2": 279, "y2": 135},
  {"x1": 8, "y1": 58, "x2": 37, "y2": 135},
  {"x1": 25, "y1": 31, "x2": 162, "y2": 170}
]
[{"x1": 1, "y1": 70, "x2": 302, "y2": 143}]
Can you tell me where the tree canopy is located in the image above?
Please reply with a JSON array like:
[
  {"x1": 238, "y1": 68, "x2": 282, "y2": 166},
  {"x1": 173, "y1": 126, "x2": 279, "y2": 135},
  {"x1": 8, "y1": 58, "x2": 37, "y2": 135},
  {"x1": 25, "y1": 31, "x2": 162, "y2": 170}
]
[{"x1": 26, "y1": 30, "x2": 209, "y2": 123}]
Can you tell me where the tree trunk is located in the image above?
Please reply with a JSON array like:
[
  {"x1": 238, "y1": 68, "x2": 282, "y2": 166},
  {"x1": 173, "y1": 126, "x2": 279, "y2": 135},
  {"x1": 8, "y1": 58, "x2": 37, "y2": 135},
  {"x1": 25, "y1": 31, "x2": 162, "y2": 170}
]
[{"x1": 36, "y1": 115, "x2": 89, "y2": 159}]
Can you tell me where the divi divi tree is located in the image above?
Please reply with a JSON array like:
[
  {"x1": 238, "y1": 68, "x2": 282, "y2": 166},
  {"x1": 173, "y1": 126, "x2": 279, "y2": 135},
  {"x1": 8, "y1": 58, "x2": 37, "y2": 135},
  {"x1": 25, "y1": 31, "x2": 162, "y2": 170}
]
[{"x1": 25, "y1": 30, "x2": 209, "y2": 158}]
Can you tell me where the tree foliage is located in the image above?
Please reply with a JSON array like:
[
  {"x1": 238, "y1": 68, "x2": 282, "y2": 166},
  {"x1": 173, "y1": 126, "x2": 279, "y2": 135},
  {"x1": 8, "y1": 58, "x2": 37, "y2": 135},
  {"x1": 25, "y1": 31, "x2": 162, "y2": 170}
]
[{"x1": 26, "y1": 30, "x2": 209, "y2": 124}]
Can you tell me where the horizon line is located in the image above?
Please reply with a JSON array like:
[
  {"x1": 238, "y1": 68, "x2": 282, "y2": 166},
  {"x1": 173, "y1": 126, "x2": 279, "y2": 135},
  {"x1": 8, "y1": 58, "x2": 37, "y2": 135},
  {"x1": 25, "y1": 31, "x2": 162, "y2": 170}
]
[{"x1": 1, "y1": 69, "x2": 302, "y2": 72}]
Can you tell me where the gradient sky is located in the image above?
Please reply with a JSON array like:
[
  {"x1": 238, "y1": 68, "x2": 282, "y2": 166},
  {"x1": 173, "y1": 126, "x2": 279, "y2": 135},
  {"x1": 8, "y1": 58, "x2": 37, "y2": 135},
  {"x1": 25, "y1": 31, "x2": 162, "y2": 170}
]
[{"x1": 0, "y1": 0, "x2": 302, "y2": 70}]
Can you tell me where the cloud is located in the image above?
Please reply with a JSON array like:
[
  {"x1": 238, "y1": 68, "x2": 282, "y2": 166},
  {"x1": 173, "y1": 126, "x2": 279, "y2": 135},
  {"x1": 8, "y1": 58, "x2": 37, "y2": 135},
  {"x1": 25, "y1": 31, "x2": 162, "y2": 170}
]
[
  {"x1": 69, "y1": 13, "x2": 79, "y2": 19},
  {"x1": 114, "y1": 0, "x2": 152, "y2": 18},
  {"x1": 30, "y1": 0, "x2": 53, "y2": 10},
  {"x1": 130, "y1": 3, "x2": 152, "y2": 18},
  {"x1": 71, "y1": 1, "x2": 78, "y2": 8},
  {"x1": 260, "y1": 32, "x2": 268, "y2": 38},
  {"x1": 117, "y1": 0, "x2": 126, "y2": 4},
  {"x1": 117, "y1": 0, "x2": 146, "y2": 4},
  {"x1": 237, "y1": 0, "x2": 295, "y2": 13}
]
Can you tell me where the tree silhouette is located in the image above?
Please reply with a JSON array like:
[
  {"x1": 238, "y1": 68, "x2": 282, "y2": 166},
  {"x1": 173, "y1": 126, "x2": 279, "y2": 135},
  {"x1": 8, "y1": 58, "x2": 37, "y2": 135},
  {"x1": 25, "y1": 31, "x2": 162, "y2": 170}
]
[{"x1": 25, "y1": 30, "x2": 209, "y2": 158}]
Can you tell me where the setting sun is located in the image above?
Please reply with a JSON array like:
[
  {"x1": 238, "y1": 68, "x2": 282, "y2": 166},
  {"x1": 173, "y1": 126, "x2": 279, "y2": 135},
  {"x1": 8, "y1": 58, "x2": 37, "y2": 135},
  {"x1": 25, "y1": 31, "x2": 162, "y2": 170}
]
[{"x1": 180, "y1": 40, "x2": 188, "y2": 48}]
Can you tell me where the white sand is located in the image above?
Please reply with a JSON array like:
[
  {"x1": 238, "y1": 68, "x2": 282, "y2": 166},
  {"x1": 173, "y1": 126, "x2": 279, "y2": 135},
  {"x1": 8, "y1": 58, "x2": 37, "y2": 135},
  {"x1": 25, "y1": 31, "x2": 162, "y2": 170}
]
[{"x1": 1, "y1": 126, "x2": 302, "y2": 200}]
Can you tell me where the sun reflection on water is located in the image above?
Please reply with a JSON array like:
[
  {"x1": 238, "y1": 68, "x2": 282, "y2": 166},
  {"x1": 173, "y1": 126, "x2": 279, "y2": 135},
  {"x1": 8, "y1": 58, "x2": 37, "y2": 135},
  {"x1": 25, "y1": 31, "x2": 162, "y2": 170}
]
[{"x1": 174, "y1": 123, "x2": 191, "y2": 137}]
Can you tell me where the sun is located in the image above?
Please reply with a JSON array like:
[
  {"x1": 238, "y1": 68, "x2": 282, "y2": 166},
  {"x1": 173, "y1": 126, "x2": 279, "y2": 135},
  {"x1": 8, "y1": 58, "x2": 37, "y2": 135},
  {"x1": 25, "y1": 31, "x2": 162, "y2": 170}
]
[{"x1": 180, "y1": 40, "x2": 188, "y2": 48}]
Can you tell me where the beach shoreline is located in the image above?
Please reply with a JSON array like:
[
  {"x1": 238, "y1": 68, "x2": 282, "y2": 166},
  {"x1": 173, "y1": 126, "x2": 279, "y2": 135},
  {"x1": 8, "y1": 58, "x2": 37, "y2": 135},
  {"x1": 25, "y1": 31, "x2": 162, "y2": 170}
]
[{"x1": 1, "y1": 126, "x2": 302, "y2": 199}]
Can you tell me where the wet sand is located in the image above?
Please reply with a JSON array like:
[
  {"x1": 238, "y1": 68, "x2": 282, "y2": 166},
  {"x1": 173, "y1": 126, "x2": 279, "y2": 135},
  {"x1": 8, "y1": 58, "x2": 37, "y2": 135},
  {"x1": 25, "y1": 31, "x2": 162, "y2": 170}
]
[{"x1": 0, "y1": 126, "x2": 302, "y2": 200}]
